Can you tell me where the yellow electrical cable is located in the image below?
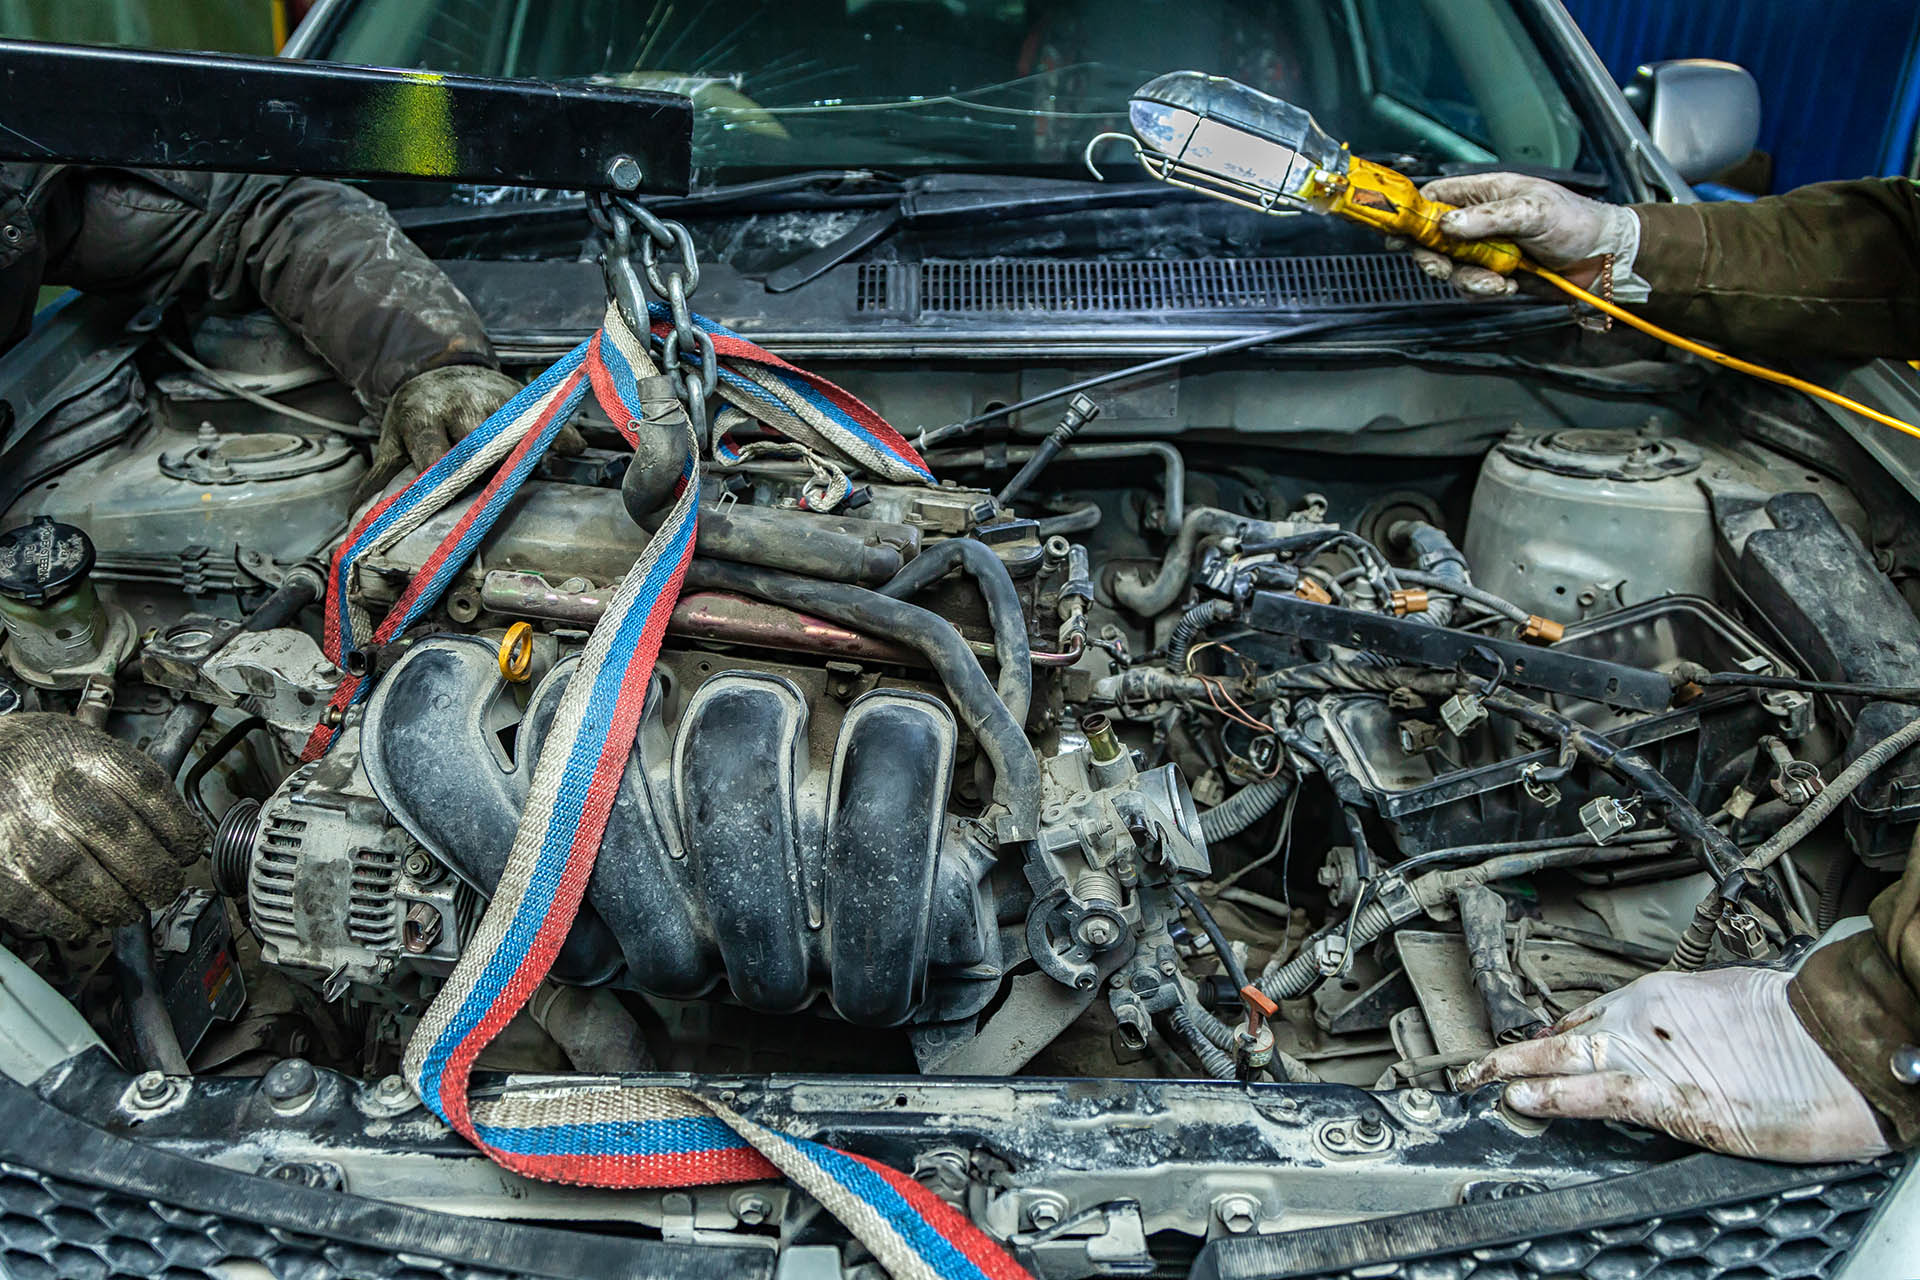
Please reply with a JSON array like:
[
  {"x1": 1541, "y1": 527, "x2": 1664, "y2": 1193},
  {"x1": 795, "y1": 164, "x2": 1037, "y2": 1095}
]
[{"x1": 1527, "y1": 266, "x2": 1920, "y2": 444}]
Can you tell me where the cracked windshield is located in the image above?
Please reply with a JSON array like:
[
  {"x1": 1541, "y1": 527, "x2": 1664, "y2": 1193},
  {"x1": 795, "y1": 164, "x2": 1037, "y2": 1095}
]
[{"x1": 326, "y1": 0, "x2": 1594, "y2": 180}]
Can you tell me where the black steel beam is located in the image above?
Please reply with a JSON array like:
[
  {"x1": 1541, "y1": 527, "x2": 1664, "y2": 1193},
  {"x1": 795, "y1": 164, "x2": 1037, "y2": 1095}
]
[
  {"x1": 1246, "y1": 592, "x2": 1673, "y2": 711},
  {"x1": 0, "y1": 40, "x2": 692, "y2": 194}
]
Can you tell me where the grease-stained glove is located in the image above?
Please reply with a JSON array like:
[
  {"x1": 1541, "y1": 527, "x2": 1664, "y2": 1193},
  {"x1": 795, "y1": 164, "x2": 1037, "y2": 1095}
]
[
  {"x1": 353, "y1": 365, "x2": 583, "y2": 507},
  {"x1": 1403, "y1": 172, "x2": 1642, "y2": 299},
  {"x1": 0, "y1": 715, "x2": 205, "y2": 941},
  {"x1": 1460, "y1": 966, "x2": 1889, "y2": 1163}
]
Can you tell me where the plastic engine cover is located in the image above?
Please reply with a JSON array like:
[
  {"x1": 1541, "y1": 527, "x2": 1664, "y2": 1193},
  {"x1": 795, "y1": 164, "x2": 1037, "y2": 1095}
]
[{"x1": 361, "y1": 636, "x2": 998, "y2": 1025}]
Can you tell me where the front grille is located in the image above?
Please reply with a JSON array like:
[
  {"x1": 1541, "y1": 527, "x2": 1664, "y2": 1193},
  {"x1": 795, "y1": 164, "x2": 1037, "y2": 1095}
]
[
  {"x1": 1197, "y1": 1155, "x2": 1903, "y2": 1280},
  {"x1": 855, "y1": 253, "x2": 1463, "y2": 315},
  {"x1": 0, "y1": 1160, "x2": 517, "y2": 1280}
]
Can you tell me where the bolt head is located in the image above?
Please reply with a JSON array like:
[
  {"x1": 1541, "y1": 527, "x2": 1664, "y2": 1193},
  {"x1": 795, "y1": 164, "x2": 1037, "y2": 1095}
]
[
  {"x1": 1078, "y1": 917, "x2": 1119, "y2": 949},
  {"x1": 606, "y1": 155, "x2": 643, "y2": 190},
  {"x1": 1213, "y1": 1194, "x2": 1259, "y2": 1234},
  {"x1": 374, "y1": 1074, "x2": 412, "y2": 1102},
  {"x1": 131, "y1": 1069, "x2": 171, "y2": 1106},
  {"x1": 262, "y1": 1058, "x2": 318, "y2": 1105},
  {"x1": 732, "y1": 1192, "x2": 773, "y2": 1225},
  {"x1": 1026, "y1": 1197, "x2": 1065, "y2": 1230}
]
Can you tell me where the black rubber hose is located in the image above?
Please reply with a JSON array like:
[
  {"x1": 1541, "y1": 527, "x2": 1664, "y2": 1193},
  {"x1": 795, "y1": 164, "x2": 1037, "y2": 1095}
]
[
  {"x1": 1480, "y1": 687, "x2": 1741, "y2": 880},
  {"x1": 1173, "y1": 883, "x2": 1251, "y2": 995},
  {"x1": 182, "y1": 715, "x2": 269, "y2": 827},
  {"x1": 115, "y1": 700, "x2": 217, "y2": 1077},
  {"x1": 1390, "y1": 522, "x2": 1470, "y2": 627},
  {"x1": 1455, "y1": 883, "x2": 1547, "y2": 1043},
  {"x1": 146, "y1": 701, "x2": 216, "y2": 778},
  {"x1": 928, "y1": 441, "x2": 1184, "y2": 534},
  {"x1": 877, "y1": 538, "x2": 1032, "y2": 724},
  {"x1": 113, "y1": 922, "x2": 189, "y2": 1075},
  {"x1": 1340, "y1": 803, "x2": 1375, "y2": 879},
  {"x1": 995, "y1": 394, "x2": 1098, "y2": 509},
  {"x1": 1200, "y1": 775, "x2": 1291, "y2": 843},
  {"x1": 238, "y1": 564, "x2": 324, "y2": 633},
  {"x1": 684, "y1": 559, "x2": 1043, "y2": 839},
  {"x1": 1114, "y1": 508, "x2": 1292, "y2": 616},
  {"x1": 1167, "y1": 599, "x2": 1236, "y2": 671},
  {"x1": 1034, "y1": 503, "x2": 1103, "y2": 537}
]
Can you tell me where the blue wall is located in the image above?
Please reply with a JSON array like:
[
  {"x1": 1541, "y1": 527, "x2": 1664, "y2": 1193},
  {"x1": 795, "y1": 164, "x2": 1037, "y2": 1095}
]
[{"x1": 1560, "y1": 0, "x2": 1920, "y2": 192}]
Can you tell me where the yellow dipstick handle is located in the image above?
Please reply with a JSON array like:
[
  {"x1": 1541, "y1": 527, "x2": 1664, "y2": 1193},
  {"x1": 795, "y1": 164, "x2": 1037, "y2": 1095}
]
[
  {"x1": 1331, "y1": 156, "x2": 1523, "y2": 275},
  {"x1": 1527, "y1": 266, "x2": 1920, "y2": 444},
  {"x1": 498, "y1": 621, "x2": 535, "y2": 683}
]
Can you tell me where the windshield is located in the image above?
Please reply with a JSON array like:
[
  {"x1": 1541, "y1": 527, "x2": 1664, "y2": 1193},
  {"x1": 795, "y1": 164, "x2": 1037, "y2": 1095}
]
[{"x1": 320, "y1": 0, "x2": 1597, "y2": 182}]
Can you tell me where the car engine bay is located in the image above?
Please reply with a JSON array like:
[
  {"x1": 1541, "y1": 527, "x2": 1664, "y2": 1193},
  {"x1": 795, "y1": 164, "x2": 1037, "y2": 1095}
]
[{"x1": 1, "y1": 293, "x2": 1916, "y2": 1264}]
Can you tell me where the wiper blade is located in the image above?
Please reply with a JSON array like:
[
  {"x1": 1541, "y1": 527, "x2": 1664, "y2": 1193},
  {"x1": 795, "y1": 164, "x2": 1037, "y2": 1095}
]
[
  {"x1": 765, "y1": 174, "x2": 1194, "y2": 293},
  {"x1": 915, "y1": 306, "x2": 1463, "y2": 448},
  {"x1": 653, "y1": 168, "x2": 900, "y2": 210}
]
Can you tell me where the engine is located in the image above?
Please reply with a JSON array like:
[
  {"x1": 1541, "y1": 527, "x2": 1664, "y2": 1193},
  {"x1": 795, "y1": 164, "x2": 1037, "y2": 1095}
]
[
  {"x1": 201, "y1": 466, "x2": 1213, "y2": 1073},
  {"x1": 9, "y1": 331, "x2": 1910, "y2": 1091}
]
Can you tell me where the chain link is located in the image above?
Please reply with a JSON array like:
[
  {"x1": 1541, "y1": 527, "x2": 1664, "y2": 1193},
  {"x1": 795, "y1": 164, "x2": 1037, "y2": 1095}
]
[{"x1": 589, "y1": 193, "x2": 713, "y2": 439}]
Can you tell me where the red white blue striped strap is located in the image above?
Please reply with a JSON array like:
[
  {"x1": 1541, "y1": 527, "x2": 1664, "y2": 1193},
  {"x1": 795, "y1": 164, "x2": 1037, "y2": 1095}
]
[
  {"x1": 302, "y1": 304, "x2": 933, "y2": 760},
  {"x1": 303, "y1": 306, "x2": 1025, "y2": 1279},
  {"x1": 644, "y1": 300, "x2": 934, "y2": 485}
]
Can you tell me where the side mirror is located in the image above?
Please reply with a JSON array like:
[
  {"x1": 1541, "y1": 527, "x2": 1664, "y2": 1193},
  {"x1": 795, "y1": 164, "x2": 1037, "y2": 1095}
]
[{"x1": 1622, "y1": 60, "x2": 1761, "y2": 184}]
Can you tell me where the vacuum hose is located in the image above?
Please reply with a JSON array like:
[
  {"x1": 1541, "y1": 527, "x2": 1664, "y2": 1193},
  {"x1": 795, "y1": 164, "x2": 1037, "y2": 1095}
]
[{"x1": 878, "y1": 537, "x2": 1032, "y2": 723}]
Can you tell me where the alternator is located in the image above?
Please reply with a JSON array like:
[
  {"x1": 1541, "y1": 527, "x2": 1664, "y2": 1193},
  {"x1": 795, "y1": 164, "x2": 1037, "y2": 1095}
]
[{"x1": 217, "y1": 728, "x2": 464, "y2": 1000}]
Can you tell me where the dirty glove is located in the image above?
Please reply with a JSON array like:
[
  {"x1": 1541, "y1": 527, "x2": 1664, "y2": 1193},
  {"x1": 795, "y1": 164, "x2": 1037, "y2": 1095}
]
[
  {"x1": 1403, "y1": 172, "x2": 1643, "y2": 300},
  {"x1": 1460, "y1": 966, "x2": 1889, "y2": 1163},
  {"x1": 0, "y1": 715, "x2": 206, "y2": 941},
  {"x1": 353, "y1": 365, "x2": 584, "y2": 507}
]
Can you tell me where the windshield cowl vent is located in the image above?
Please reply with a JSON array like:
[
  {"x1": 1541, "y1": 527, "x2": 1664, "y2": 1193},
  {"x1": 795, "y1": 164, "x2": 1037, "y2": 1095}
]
[{"x1": 857, "y1": 253, "x2": 1466, "y2": 316}]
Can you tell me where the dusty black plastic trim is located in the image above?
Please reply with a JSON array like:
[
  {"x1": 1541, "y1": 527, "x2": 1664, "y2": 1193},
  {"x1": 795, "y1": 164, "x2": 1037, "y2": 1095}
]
[
  {"x1": 0, "y1": 1062, "x2": 767, "y2": 1279},
  {"x1": 1192, "y1": 1151, "x2": 1900, "y2": 1280}
]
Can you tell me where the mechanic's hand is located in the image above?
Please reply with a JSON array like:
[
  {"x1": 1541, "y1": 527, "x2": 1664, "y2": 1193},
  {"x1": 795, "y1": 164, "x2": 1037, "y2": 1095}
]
[
  {"x1": 0, "y1": 714, "x2": 206, "y2": 941},
  {"x1": 1459, "y1": 966, "x2": 1889, "y2": 1163},
  {"x1": 1404, "y1": 172, "x2": 1641, "y2": 298},
  {"x1": 354, "y1": 365, "x2": 583, "y2": 507}
]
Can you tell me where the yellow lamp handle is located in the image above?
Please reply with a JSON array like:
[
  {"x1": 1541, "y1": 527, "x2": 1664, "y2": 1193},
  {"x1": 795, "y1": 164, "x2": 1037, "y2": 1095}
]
[{"x1": 1331, "y1": 156, "x2": 1524, "y2": 275}]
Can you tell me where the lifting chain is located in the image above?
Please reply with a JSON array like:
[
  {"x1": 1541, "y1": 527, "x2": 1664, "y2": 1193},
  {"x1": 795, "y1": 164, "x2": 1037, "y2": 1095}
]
[{"x1": 587, "y1": 193, "x2": 718, "y2": 440}]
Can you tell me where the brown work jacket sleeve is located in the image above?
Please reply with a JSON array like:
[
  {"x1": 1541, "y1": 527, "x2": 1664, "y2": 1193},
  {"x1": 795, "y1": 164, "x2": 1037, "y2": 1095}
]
[
  {"x1": 36, "y1": 167, "x2": 495, "y2": 415},
  {"x1": 1631, "y1": 178, "x2": 1920, "y2": 362},
  {"x1": 1790, "y1": 835, "x2": 1920, "y2": 1148},
  {"x1": 1628, "y1": 179, "x2": 1920, "y2": 1146}
]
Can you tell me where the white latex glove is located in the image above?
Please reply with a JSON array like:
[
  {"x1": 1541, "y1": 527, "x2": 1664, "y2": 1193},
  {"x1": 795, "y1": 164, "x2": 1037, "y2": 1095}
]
[
  {"x1": 1403, "y1": 172, "x2": 1643, "y2": 299},
  {"x1": 1458, "y1": 967, "x2": 1889, "y2": 1163}
]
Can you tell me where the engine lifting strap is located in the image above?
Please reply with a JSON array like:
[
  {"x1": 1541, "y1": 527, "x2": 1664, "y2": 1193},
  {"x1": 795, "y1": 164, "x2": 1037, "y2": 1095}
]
[{"x1": 303, "y1": 303, "x2": 1030, "y2": 1280}]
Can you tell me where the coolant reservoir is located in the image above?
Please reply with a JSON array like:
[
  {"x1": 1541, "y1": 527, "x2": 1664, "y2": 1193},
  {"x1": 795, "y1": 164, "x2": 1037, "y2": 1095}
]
[
  {"x1": 0, "y1": 516, "x2": 133, "y2": 687},
  {"x1": 1463, "y1": 428, "x2": 1715, "y2": 623}
]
